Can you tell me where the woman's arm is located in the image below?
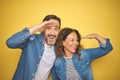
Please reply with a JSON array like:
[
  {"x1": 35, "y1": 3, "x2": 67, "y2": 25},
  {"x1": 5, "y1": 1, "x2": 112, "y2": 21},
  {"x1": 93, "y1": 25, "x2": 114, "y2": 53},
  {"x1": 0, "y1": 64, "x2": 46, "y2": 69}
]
[
  {"x1": 82, "y1": 33, "x2": 106, "y2": 44},
  {"x1": 82, "y1": 33, "x2": 113, "y2": 61}
]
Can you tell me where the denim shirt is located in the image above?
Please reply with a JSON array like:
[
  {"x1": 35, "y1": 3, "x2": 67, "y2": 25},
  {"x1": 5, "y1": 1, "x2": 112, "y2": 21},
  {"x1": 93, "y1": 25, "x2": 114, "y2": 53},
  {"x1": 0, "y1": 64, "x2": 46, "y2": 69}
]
[
  {"x1": 52, "y1": 39, "x2": 113, "y2": 80},
  {"x1": 6, "y1": 28, "x2": 46, "y2": 80}
]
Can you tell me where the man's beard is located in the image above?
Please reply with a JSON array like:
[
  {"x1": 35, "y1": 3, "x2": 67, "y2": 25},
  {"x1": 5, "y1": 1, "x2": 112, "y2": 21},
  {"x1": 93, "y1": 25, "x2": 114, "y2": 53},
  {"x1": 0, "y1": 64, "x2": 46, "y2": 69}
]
[{"x1": 45, "y1": 34, "x2": 56, "y2": 45}]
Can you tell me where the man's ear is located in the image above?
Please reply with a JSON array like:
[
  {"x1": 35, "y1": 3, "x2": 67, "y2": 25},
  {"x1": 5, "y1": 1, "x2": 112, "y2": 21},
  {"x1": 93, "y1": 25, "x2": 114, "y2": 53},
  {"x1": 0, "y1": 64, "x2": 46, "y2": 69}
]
[{"x1": 63, "y1": 41, "x2": 65, "y2": 46}]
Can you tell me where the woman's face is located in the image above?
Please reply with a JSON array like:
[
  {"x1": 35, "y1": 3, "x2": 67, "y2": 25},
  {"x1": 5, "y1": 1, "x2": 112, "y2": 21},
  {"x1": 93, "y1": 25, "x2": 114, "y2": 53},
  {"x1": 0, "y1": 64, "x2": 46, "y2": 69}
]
[{"x1": 63, "y1": 32, "x2": 79, "y2": 55}]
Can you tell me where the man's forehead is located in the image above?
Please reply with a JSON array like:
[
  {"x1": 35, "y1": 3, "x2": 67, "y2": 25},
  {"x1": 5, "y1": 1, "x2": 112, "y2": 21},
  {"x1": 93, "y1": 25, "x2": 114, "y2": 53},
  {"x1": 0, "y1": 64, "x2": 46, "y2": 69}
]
[
  {"x1": 47, "y1": 23, "x2": 59, "y2": 27},
  {"x1": 47, "y1": 19, "x2": 60, "y2": 28},
  {"x1": 47, "y1": 25, "x2": 60, "y2": 28}
]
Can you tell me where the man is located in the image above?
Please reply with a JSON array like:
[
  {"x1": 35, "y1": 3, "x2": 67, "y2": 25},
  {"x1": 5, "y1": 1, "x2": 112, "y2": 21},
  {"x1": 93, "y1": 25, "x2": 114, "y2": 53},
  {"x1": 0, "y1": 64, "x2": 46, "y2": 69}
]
[{"x1": 6, "y1": 14, "x2": 61, "y2": 80}]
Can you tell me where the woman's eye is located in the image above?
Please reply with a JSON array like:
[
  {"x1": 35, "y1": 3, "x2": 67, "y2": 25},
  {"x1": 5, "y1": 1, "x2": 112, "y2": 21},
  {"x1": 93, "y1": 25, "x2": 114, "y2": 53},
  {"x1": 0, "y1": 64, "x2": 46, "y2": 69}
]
[
  {"x1": 77, "y1": 39, "x2": 79, "y2": 41},
  {"x1": 70, "y1": 39, "x2": 74, "y2": 41}
]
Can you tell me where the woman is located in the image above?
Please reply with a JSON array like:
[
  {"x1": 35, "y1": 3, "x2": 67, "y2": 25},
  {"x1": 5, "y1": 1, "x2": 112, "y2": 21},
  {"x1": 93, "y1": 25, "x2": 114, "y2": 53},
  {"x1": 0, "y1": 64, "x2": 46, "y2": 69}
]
[{"x1": 52, "y1": 27, "x2": 113, "y2": 80}]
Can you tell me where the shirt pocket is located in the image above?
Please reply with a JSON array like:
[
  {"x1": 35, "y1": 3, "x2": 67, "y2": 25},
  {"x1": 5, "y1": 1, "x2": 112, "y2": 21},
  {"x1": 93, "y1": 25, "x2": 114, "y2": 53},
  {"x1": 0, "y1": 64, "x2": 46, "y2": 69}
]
[
  {"x1": 79, "y1": 60, "x2": 90, "y2": 72},
  {"x1": 56, "y1": 69, "x2": 65, "y2": 80}
]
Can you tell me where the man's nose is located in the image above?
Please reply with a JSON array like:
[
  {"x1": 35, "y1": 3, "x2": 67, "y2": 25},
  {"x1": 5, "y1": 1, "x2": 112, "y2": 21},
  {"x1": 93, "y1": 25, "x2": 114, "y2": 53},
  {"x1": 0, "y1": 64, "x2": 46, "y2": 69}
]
[{"x1": 49, "y1": 29, "x2": 56, "y2": 35}]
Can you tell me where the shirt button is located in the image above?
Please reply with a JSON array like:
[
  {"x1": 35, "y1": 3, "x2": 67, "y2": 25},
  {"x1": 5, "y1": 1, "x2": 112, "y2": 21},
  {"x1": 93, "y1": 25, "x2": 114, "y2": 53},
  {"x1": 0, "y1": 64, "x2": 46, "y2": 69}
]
[
  {"x1": 82, "y1": 65, "x2": 85, "y2": 68},
  {"x1": 39, "y1": 56, "x2": 41, "y2": 58},
  {"x1": 30, "y1": 37, "x2": 34, "y2": 40},
  {"x1": 32, "y1": 73, "x2": 34, "y2": 76},
  {"x1": 23, "y1": 35, "x2": 26, "y2": 37}
]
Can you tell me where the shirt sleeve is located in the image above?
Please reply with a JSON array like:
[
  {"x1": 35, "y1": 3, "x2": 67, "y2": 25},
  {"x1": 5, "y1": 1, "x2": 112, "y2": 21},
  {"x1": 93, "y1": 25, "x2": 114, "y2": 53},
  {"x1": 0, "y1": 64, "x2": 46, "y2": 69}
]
[
  {"x1": 83, "y1": 38, "x2": 113, "y2": 62},
  {"x1": 6, "y1": 28, "x2": 32, "y2": 49}
]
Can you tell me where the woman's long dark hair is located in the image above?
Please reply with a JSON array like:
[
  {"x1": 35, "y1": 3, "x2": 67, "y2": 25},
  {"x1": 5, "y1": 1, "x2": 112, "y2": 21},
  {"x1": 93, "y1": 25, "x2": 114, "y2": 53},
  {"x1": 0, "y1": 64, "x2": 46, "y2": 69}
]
[{"x1": 55, "y1": 27, "x2": 83, "y2": 60}]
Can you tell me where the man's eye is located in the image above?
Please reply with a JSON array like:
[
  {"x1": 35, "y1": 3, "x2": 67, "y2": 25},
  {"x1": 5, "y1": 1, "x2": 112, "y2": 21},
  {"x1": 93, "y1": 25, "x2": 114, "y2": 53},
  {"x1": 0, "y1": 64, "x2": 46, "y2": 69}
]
[
  {"x1": 55, "y1": 28, "x2": 59, "y2": 30},
  {"x1": 46, "y1": 27, "x2": 51, "y2": 29}
]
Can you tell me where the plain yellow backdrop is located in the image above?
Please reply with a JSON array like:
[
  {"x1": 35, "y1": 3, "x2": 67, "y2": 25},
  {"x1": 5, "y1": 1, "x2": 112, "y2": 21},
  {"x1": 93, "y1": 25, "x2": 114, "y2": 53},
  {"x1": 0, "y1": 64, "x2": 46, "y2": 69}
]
[{"x1": 0, "y1": 0, "x2": 120, "y2": 80}]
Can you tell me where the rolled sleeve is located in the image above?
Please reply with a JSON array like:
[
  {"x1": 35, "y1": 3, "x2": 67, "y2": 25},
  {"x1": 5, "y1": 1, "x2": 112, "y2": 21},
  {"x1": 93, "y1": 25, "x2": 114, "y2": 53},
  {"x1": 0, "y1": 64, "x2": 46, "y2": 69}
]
[{"x1": 6, "y1": 27, "x2": 31, "y2": 48}]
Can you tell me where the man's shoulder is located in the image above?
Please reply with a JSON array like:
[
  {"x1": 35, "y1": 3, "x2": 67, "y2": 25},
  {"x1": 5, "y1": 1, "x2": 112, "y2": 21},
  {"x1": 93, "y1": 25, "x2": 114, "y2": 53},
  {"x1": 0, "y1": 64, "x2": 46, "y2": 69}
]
[{"x1": 29, "y1": 33, "x2": 44, "y2": 42}]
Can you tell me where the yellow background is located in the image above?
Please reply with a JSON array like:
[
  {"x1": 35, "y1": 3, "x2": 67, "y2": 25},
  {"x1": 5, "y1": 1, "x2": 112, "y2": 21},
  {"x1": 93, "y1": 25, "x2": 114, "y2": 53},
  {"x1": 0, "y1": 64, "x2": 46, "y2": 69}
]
[{"x1": 0, "y1": 0, "x2": 120, "y2": 80}]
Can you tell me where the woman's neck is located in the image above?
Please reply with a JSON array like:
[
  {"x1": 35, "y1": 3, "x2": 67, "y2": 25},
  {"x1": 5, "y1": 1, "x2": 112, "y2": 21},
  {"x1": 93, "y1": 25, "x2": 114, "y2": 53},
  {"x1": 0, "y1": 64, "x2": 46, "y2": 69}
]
[{"x1": 64, "y1": 53, "x2": 73, "y2": 58}]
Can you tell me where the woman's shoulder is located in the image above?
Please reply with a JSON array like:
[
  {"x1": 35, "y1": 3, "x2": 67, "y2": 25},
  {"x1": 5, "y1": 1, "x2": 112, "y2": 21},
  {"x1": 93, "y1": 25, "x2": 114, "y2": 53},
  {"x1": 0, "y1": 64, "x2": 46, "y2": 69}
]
[
  {"x1": 54, "y1": 57, "x2": 64, "y2": 67},
  {"x1": 80, "y1": 50, "x2": 90, "y2": 59}
]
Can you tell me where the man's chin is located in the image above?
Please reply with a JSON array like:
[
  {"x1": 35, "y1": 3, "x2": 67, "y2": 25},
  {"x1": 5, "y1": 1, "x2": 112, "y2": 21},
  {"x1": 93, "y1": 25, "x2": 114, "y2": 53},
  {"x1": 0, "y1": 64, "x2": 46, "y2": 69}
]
[{"x1": 47, "y1": 41, "x2": 55, "y2": 46}]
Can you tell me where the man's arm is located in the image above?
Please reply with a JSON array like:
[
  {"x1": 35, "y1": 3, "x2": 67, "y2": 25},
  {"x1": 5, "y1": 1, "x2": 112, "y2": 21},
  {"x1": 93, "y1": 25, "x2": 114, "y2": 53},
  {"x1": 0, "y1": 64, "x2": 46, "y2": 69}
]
[
  {"x1": 6, "y1": 20, "x2": 55, "y2": 48},
  {"x1": 29, "y1": 20, "x2": 57, "y2": 34}
]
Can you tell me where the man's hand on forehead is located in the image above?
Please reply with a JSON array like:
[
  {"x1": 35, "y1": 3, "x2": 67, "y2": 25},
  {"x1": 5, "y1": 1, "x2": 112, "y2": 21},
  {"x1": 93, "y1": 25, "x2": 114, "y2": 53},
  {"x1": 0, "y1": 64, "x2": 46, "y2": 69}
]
[
  {"x1": 39, "y1": 20, "x2": 56, "y2": 31},
  {"x1": 48, "y1": 19, "x2": 58, "y2": 25},
  {"x1": 46, "y1": 20, "x2": 59, "y2": 27},
  {"x1": 29, "y1": 18, "x2": 59, "y2": 34}
]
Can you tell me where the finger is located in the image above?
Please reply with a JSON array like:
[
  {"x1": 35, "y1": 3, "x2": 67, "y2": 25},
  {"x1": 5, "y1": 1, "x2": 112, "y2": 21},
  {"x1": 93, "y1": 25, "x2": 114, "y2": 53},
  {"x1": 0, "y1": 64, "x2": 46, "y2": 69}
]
[{"x1": 81, "y1": 36, "x2": 89, "y2": 39}]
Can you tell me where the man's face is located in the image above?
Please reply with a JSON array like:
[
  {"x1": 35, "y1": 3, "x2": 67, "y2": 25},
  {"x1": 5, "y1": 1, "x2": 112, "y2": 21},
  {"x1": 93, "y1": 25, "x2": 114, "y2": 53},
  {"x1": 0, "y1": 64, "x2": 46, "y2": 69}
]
[{"x1": 44, "y1": 19, "x2": 60, "y2": 46}]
